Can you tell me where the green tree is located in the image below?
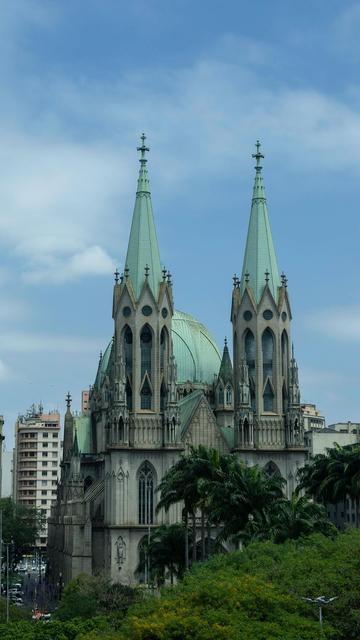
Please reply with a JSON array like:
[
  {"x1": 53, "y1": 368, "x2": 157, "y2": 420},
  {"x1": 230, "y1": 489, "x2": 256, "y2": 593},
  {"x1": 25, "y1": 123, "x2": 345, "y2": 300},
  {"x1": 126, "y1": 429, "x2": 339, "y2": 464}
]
[
  {"x1": 55, "y1": 574, "x2": 138, "y2": 621},
  {"x1": 136, "y1": 524, "x2": 186, "y2": 586},
  {"x1": 243, "y1": 493, "x2": 336, "y2": 544},
  {"x1": 206, "y1": 456, "x2": 285, "y2": 544},
  {"x1": 297, "y1": 443, "x2": 360, "y2": 525},
  {"x1": 0, "y1": 498, "x2": 45, "y2": 566}
]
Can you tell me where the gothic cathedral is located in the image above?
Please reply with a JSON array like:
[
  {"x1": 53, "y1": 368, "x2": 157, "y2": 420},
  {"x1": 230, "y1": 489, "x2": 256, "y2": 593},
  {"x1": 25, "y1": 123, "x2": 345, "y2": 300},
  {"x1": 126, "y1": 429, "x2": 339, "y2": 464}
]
[{"x1": 47, "y1": 136, "x2": 306, "y2": 584}]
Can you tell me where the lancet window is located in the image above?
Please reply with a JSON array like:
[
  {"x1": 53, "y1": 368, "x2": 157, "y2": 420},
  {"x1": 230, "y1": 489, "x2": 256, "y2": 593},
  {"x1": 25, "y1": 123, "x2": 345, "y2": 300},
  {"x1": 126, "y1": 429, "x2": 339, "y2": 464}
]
[{"x1": 138, "y1": 462, "x2": 154, "y2": 525}]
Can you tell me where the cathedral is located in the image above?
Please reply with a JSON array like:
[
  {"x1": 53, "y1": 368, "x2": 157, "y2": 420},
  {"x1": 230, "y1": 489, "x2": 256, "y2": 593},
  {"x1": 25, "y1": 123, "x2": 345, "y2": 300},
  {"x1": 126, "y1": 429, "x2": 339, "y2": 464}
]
[{"x1": 47, "y1": 136, "x2": 306, "y2": 585}]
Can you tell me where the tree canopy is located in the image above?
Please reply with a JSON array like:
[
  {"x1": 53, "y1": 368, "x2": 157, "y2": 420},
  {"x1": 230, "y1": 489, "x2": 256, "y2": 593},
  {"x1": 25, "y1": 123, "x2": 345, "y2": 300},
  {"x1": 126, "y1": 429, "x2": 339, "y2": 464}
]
[{"x1": 0, "y1": 498, "x2": 46, "y2": 565}]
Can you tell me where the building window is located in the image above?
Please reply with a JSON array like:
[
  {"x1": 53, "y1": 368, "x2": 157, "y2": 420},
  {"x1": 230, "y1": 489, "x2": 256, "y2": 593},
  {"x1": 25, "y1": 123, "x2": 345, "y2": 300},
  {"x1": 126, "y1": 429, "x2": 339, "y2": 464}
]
[
  {"x1": 160, "y1": 327, "x2": 168, "y2": 373},
  {"x1": 262, "y1": 329, "x2": 275, "y2": 411},
  {"x1": 43, "y1": 433, "x2": 49, "y2": 438},
  {"x1": 42, "y1": 472, "x2": 48, "y2": 477},
  {"x1": 138, "y1": 462, "x2": 154, "y2": 525},
  {"x1": 226, "y1": 386, "x2": 232, "y2": 405},
  {"x1": 218, "y1": 387, "x2": 224, "y2": 405},
  {"x1": 140, "y1": 325, "x2": 152, "y2": 380},
  {"x1": 140, "y1": 378, "x2": 152, "y2": 410}
]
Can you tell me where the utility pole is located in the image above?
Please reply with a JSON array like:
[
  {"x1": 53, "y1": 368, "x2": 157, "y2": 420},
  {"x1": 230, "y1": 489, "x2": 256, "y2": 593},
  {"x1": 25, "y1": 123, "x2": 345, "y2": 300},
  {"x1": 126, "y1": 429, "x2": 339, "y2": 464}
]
[{"x1": 6, "y1": 543, "x2": 9, "y2": 622}]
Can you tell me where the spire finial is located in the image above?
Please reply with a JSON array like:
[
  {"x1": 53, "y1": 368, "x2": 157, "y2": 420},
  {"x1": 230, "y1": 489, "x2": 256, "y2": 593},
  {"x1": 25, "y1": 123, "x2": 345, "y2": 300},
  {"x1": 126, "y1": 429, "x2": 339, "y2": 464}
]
[
  {"x1": 99, "y1": 350, "x2": 103, "y2": 362},
  {"x1": 114, "y1": 268, "x2": 119, "y2": 284},
  {"x1": 144, "y1": 264, "x2": 150, "y2": 278},
  {"x1": 265, "y1": 269, "x2": 270, "y2": 284},
  {"x1": 66, "y1": 392, "x2": 72, "y2": 409},
  {"x1": 252, "y1": 140, "x2": 264, "y2": 172},
  {"x1": 245, "y1": 271, "x2": 250, "y2": 285},
  {"x1": 233, "y1": 274, "x2": 238, "y2": 288},
  {"x1": 162, "y1": 266, "x2": 167, "y2": 282},
  {"x1": 137, "y1": 133, "x2": 149, "y2": 165},
  {"x1": 224, "y1": 337, "x2": 228, "y2": 347},
  {"x1": 124, "y1": 265, "x2": 129, "y2": 280}
]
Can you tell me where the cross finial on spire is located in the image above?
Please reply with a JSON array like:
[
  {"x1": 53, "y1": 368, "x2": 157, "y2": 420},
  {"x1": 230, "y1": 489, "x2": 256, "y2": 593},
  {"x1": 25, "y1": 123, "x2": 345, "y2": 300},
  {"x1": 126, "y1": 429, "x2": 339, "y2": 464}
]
[
  {"x1": 233, "y1": 274, "x2": 238, "y2": 288},
  {"x1": 144, "y1": 264, "x2": 150, "y2": 278},
  {"x1": 124, "y1": 265, "x2": 129, "y2": 280},
  {"x1": 252, "y1": 140, "x2": 264, "y2": 172},
  {"x1": 137, "y1": 132, "x2": 149, "y2": 164},
  {"x1": 224, "y1": 336, "x2": 228, "y2": 347},
  {"x1": 114, "y1": 268, "x2": 119, "y2": 284},
  {"x1": 99, "y1": 350, "x2": 103, "y2": 362},
  {"x1": 162, "y1": 266, "x2": 167, "y2": 282},
  {"x1": 66, "y1": 392, "x2": 72, "y2": 409},
  {"x1": 265, "y1": 269, "x2": 270, "y2": 284},
  {"x1": 245, "y1": 271, "x2": 250, "y2": 285}
]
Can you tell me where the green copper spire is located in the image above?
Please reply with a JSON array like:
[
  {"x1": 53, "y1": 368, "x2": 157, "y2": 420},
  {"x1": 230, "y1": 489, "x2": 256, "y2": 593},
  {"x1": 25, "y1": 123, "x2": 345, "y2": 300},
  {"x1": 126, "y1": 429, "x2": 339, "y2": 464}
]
[
  {"x1": 124, "y1": 134, "x2": 163, "y2": 300},
  {"x1": 240, "y1": 141, "x2": 281, "y2": 303},
  {"x1": 218, "y1": 337, "x2": 233, "y2": 384}
]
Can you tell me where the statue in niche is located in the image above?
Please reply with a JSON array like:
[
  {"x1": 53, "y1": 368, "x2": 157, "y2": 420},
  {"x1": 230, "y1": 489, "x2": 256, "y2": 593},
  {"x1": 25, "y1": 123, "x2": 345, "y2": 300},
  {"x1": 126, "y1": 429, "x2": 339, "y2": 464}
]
[{"x1": 115, "y1": 535, "x2": 126, "y2": 568}]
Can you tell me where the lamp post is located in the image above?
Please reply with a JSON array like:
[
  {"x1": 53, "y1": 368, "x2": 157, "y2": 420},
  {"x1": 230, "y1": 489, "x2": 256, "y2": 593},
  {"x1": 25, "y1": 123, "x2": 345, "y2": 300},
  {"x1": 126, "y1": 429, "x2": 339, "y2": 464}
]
[{"x1": 302, "y1": 595, "x2": 337, "y2": 631}]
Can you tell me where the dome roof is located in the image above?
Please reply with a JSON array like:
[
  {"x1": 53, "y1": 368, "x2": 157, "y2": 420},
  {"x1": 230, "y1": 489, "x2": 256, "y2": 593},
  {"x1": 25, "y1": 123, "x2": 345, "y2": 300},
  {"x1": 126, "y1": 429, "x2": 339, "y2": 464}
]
[
  {"x1": 172, "y1": 310, "x2": 221, "y2": 384},
  {"x1": 94, "y1": 309, "x2": 221, "y2": 388}
]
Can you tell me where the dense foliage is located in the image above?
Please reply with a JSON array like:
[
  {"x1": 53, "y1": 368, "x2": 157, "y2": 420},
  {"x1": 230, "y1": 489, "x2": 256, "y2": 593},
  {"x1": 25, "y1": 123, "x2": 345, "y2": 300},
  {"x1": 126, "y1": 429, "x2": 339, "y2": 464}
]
[
  {"x1": 81, "y1": 529, "x2": 360, "y2": 640},
  {"x1": 55, "y1": 574, "x2": 139, "y2": 621},
  {"x1": 0, "y1": 498, "x2": 46, "y2": 565},
  {"x1": 297, "y1": 443, "x2": 360, "y2": 504}
]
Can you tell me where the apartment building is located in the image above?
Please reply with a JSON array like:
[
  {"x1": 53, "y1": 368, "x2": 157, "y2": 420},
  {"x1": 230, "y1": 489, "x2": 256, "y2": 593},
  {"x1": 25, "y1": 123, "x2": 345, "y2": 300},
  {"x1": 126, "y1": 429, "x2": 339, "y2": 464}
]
[{"x1": 12, "y1": 404, "x2": 61, "y2": 548}]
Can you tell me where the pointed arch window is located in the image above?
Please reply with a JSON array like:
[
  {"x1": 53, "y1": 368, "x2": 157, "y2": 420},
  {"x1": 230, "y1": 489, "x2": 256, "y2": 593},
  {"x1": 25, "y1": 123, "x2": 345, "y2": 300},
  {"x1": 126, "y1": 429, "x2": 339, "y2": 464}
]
[
  {"x1": 141, "y1": 377, "x2": 152, "y2": 410},
  {"x1": 160, "y1": 327, "x2": 168, "y2": 374},
  {"x1": 226, "y1": 386, "x2": 232, "y2": 405},
  {"x1": 123, "y1": 326, "x2": 133, "y2": 377},
  {"x1": 218, "y1": 386, "x2": 224, "y2": 405},
  {"x1": 245, "y1": 330, "x2": 255, "y2": 380},
  {"x1": 160, "y1": 380, "x2": 167, "y2": 411},
  {"x1": 263, "y1": 380, "x2": 275, "y2": 412},
  {"x1": 262, "y1": 329, "x2": 274, "y2": 380},
  {"x1": 140, "y1": 325, "x2": 152, "y2": 380},
  {"x1": 281, "y1": 330, "x2": 289, "y2": 379},
  {"x1": 118, "y1": 416, "x2": 124, "y2": 442},
  {"x1": 138, "y1": 462, "x2": 154, "y2": 525}
]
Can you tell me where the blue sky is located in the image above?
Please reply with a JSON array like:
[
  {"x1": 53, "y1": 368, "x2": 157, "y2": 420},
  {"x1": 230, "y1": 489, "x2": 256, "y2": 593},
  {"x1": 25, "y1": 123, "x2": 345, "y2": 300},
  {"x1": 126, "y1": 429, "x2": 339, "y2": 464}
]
[{"x1": 1, "y1": 0, "x2": 360, "y2": 445}]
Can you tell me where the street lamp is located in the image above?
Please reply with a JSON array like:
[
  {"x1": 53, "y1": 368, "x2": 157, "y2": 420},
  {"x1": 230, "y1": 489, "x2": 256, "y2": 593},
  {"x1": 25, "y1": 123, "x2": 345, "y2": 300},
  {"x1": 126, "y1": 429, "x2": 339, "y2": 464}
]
[{"x1": 302, "y1": 595, "x2": 338, "y2": 630}]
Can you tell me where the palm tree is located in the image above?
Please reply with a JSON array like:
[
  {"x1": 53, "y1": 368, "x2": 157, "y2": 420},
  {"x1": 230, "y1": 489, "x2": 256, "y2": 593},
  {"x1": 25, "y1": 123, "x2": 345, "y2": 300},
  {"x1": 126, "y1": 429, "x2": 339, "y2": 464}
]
[
  {"x1": 242, "y1": 494, "x2": 336, "y2": 544},
  {"x1": 298, "y1": 444, "x2": 360, "y2": 527},
  {"x1": 136, "y1": 524, "x2": 186, "y2": 586},
  {"x1": 206, "y1": 457, "x2": 285, "y2": 545}
]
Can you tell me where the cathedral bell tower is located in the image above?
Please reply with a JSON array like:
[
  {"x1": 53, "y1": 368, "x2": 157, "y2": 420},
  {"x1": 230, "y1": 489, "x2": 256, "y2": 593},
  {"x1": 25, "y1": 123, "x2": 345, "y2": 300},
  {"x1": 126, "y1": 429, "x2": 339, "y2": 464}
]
[
  {"x1": 111, "y1": 135, "x2": 180, "y2": 449},
  {"x1": 232, "y1": 142, "x2": 304, "y2": 457}
]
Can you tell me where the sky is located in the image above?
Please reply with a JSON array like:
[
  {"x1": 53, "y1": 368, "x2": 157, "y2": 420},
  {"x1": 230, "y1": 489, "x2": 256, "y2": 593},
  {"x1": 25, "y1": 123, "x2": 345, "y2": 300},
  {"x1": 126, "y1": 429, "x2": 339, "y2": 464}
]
[{"x1": 1, "y1": 0, "x2": 360, "y2": 446}]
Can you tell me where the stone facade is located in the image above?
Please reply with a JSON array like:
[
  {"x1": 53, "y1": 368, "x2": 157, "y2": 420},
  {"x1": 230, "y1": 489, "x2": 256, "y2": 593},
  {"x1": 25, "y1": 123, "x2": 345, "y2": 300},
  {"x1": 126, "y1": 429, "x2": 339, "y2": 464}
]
[{"x1": 47, "y1": 138, "x2": 307, "y2": 585}]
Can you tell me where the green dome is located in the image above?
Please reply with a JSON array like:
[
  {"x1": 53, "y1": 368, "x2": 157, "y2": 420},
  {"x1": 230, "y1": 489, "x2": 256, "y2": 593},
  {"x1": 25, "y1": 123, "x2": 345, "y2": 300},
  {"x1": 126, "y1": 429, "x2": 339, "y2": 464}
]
[
  {"x1": 172, "y1": 310, "x2": 221, "y2": 384},
  {"x1": 95, "y1": 310, "x2": 221, "y2": 388}
]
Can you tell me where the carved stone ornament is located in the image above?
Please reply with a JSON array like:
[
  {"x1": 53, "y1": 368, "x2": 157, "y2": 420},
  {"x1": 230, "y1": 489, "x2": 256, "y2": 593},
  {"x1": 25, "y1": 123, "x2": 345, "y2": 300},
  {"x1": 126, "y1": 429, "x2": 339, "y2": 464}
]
[{"x1": 115, "y1": 535, "x2": 126, "y2": 568}]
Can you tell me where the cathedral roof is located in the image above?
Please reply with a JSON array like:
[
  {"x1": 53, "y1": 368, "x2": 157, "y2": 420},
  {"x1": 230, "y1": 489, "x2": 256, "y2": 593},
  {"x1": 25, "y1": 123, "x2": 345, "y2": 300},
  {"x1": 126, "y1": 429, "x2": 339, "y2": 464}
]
[
  {"x1": 172, "y1": 310, "x2": 221, "y2": 384},
  {"x1": 124, "y1": 134, "x2": 163, "y2": 300},
  {"x1": 94, "y1": 309, "x2": 221, "y2": 390},
  {"x1": 178, "y1": 389, "x2": 204, "y2": 437},
  {"x1": 74, "y1": 415, "x2": 92, "y2": 454},
  {"x1": 240, "y1": 142, "x2": 281, "y2": 304}
]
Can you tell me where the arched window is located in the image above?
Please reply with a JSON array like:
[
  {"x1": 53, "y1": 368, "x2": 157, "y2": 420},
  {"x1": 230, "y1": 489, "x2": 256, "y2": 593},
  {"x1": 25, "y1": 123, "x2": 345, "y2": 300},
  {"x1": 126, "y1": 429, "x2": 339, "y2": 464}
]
[
  {"x1": 141, "y1": 378, "x2": 152, "y2": 410},
  {"x1": 126, "y1": 379, "x2": 132, "y2": 411},
  {"x1": 262, "y1": 329, "x2": 274, "y2": 380},
  {"x1": 160, "y1": 380, "x2": 167, "y2": 411},
  {"x1": 160, "y1": 327, "x2": 168, "y2": 373},
  {"x1": 138, "y1": 462, "x2": 154, "y2": 525},
  {"x1": 281, "y1": 330, "x2": 289, "y2": 379},
  {"x1": 123, "y1": 326, "x2": 133, "y2": 377},
  {"x1": 245, "y1": 330, "x2": 255, "y2": 380},
  {"x1": 226, "y1": 386, "x2": 232, "y2": 405},
  {"x1": 119, "y1": 416, "x2": 124, "y2": 441},
  {"x1": 218, "y1": 386, "x2": 224, "y2": 405},
  {"x1": 264, "y1": 461, "x2": 281, "y2": 477},
  {"x1": 140, "y1": 325, "x2": 152, "y2": 380},
  {"x1": 263, "y1": 380, "x2": 275, "y2": 412},
  {"x1": 123, "y1": 326, "x2": 133, "y2": 410},
  {"x1": 282, "y1": 382, "x2": 288, "y2": 413}
]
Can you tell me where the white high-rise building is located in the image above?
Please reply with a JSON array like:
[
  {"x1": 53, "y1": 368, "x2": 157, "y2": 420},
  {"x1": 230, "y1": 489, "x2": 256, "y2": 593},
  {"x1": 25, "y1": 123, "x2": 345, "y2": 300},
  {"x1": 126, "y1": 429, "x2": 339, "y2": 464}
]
[{"x1": 12, "y1": 405, "x2": 61, "y2": 548}]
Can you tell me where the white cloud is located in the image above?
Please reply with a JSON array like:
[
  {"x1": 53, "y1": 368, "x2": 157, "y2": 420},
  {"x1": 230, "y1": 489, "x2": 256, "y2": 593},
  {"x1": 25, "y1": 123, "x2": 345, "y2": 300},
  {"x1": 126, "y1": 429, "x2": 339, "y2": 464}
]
[
  {"x1": 23, "y1": 245, "x2": 115, "y2": 284},
  {"x1": 304, "y1": 307, "x2": 360, "y2": 341}
]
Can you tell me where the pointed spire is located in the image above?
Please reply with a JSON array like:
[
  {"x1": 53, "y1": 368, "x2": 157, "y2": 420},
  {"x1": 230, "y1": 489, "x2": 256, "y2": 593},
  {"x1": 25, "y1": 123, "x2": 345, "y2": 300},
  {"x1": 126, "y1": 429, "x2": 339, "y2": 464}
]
[
  {"x1": 124, "y1": 134, "x2": 163, "y2": 300},
  {"x1": 240, "y1": 141, "x2": 281, "y2": 303},
  {"x1": 218, "y1": 337, "x2": 233, "y2": 384},
  {"x1": 72, "y1": 427, "x2": 80, "y2": 456}
]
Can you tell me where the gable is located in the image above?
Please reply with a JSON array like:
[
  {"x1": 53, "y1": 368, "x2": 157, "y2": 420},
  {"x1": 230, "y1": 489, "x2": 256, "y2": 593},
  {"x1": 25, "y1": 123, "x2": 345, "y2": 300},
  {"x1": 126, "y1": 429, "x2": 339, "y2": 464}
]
[{"x1": 181, "y1": 396, "x2": 229, "y2": 454}]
